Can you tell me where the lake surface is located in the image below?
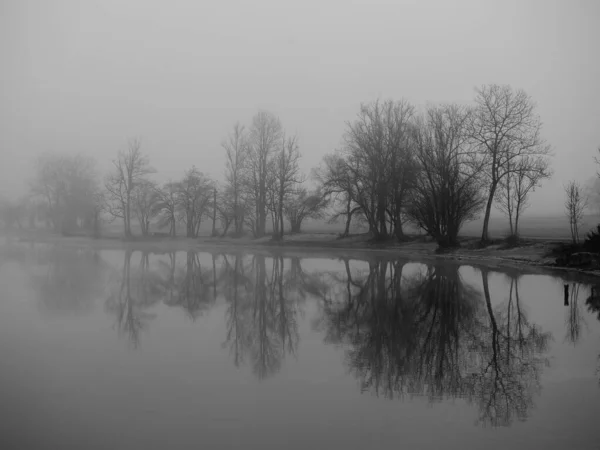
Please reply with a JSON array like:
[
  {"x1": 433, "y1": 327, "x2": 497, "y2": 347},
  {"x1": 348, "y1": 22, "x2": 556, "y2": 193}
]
[{"x1": 1, "y1": 243, "x2": 599, "y2": 449}]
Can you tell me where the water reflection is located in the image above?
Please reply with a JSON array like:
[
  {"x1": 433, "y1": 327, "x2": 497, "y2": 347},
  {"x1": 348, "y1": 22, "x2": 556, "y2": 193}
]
[
  {"x1": 4, "y1": 244, "x2": 600, "y2": 428},
  {"x1": 220, "y1": 255, "x2": 326, "y2": 379},
  {"x1": 565, "y1": 283, "x2": 586, "y2": 345},
  {"x1": 105, "y1": 251, "x2": 158, "y2": 348},
  {"x1": 317, "y1": 264, "x2": 551, "y2": 426}
]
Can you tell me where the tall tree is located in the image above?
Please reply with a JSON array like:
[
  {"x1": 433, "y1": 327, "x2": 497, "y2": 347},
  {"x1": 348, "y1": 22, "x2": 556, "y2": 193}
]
[
  {"x1": 272, "y1": 134, "x2": 303, "y2": 239},
  {"x1": 471, "y1": 84, "x2": 552, "y2": 243},
  {"x1": 339, "y1": 99, "x2": 415, "y2": 240},
  {"x1": 246, "y1": 111, "x2": 283, "y2": 237},
  {"x1": 564, "y1": 180, "x2": 587, "y2": 244},
  {"x1": 104, "y1": 139, "x2": 155, "y2": 237},
  {"x1": 408, "y1": 104, "x2": 485, "y2": 247},
  {"x1": 222, "y1": 123, "x2": 247, "y2": 235}
]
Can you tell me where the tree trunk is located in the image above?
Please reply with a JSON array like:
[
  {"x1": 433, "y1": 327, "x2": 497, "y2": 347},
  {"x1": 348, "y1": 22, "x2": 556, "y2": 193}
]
[
  {"x1": 279, "y1": 191, "x2": 284, "y2": 239},
  {"x1": 481, "y1": 183, "x2": 497, "y2": 243},
  {"x1": 212, "y1": 188, "x2": 217, "y2": 236}
]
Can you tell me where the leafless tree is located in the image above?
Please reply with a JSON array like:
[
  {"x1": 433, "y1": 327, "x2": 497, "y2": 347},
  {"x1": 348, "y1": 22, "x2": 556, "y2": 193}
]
[
  {"x1": 471, "y1": 84, "x2": 552, "y2": 243},
  {"x1": 342, "y1": 99, "x2": 416, "y2": 241},
  {"x1": 495, "y1": 155, "x2": 551, "y2": 236},
  {"x1": 104, "y1": 139, "x2": 155, "y2": 237},
  {"x1": 222, "y1": 123, "x2": 247, "y2": 234},
  {"x1": 176, "y1": 166, "x2": 212, "y2": 238},
  {"x1": 407, "y1": 104, "x2": 485, "y2": 247},
  {"x1": 284, "y1": 188, "x2": 329, "y2": 233},
  {"x1": 152, "y1": 181, "x2": 179, "y2": 237},
  {"x1": 132, "y1": 179, "x2": 158, "y2": 236},
  {"x1": 246, "y1": 111, "x2": 283, "y2": 237},
  {"x1": 564, "y1": 180, "x2": 587, "y2": 244},
  {"x1": 315, "y1": 152, "x2": 363, "y2": 237},
  {"x1": 271, "y1": 134, "x2": 303, "y2": 239}
]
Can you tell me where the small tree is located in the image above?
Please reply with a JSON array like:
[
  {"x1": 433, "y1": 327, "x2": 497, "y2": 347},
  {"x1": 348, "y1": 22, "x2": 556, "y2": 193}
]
[
  {"x1": 564, "y1": 180, "x2": 587, "y2": 244},
  {"x1": 471, "y1": 84, "x2": 552, "y2": 243},
  {"x1": 495, "y1": 155, "x2": 551, "y2": 237},
  {"x1": 104, "y1": 139, "x2": 155, "y2": 237}
]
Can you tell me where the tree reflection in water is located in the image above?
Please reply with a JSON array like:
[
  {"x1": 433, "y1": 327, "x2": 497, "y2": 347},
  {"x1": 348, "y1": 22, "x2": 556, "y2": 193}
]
[
  {"x1": 221, "y1": 255, "x2": 326, "y2": 380},
  {"x1": 317, "y1": 262, "x2": 551, "y2": 427},
  {"x1": 101, "y1": 250, "x2": 324, "y2": 380},
  {"x1": 565, "y1": 282, "x2": 586, "y2": 345},
  {"x1": 105, "y1": 251, "x2": 158, "y2": 349}
]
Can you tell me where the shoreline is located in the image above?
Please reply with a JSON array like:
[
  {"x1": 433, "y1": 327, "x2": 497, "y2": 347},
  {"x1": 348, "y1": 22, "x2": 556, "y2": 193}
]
[{"x1": 4, "y1": 230, "x2": 600, "y2": 281}]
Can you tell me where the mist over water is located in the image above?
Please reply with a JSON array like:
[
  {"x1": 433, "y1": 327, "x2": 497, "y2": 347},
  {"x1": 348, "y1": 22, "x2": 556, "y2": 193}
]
[{"x1": 0, "y1": 244, "x2": 599, "y2": 449}]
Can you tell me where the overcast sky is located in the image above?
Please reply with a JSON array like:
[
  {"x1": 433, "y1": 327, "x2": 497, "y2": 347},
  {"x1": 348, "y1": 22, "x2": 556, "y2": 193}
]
[{"x1": 1, "y1": 0, "x2": 598, "y2": 215}]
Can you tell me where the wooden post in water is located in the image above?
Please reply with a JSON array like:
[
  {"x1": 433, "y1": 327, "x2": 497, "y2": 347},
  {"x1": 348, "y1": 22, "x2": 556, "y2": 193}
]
[{"x1": 564, "y1": 284, "x2": 569, "y2": 306}]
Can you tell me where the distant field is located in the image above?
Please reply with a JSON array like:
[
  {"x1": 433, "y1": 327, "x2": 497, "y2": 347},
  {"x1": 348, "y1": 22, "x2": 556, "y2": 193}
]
[{"x1": 99, "y1": 214, "x2": 600, "y2": 241}]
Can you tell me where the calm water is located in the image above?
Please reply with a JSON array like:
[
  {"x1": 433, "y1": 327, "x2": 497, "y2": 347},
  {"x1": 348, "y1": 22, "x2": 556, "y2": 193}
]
[{"x1": 1, "y1": 244, "x2": 599, "y2": 449}]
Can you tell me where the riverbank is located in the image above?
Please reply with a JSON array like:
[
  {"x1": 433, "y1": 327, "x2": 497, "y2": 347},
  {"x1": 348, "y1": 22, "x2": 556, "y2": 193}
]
[{"x1": 3, "y1": 229, "x2": 599, "y2": 280}]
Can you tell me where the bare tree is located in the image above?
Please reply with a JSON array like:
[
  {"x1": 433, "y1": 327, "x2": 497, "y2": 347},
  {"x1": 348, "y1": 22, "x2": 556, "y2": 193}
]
[
  {"x1": 104, "y1": 139, "x2": 155, "y2": 237},
  {"x1": 284, "y1": 188, "x2": 329, "y2": 233},
  {"x1": 322, "y1": 99, "x2": 415, "y2": 241},
  {"x1": 315, "y1": 152, "x2": 363, "y2": 237},
  {"x1": 272, "y1": 134, "x2": 303, "y2": 239},
  {"x1": 471, "y1": 84, "x2": 552, "y2": 243},
  {"x1": 132, "y1": 179, "x2": 158, "y2": 237},
  {"x1": 564, "y1": 180, "x2": 587, "y2": 244},
  {"x1": 495, "y1": 155, "x2": 551, "y2": 236},
  {"x1": 222, "y1": 123, "x2": 248, "y2": 235},
  {"x1": 246, "y1": 111, "x2": 283, "y2": 237},
  {"x1": 177, "y1": 166, "x2": 212, "y2": 238},
  {"x1": 152, "y1": 181, "x2": 179, "y2": 237},
  {"x1": 407, "y1": 104, "x2": 485, "y2": 247}
]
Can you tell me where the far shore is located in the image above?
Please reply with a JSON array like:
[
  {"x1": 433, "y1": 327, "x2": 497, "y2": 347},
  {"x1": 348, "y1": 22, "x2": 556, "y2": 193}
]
[{"x1": 3, "y1": 229, "x2": 600, "y2": 280}]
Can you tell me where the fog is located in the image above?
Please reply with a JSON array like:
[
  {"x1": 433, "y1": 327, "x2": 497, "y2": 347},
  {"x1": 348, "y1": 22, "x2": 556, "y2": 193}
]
[{"x1": 1, "y1": 0, "x2": 599, "y2": 215}]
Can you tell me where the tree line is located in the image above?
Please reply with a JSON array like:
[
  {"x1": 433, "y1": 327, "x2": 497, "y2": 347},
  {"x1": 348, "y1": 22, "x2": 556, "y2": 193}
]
[{"x1": 1, "y1": 84, "x2": 559, "y2": 246}]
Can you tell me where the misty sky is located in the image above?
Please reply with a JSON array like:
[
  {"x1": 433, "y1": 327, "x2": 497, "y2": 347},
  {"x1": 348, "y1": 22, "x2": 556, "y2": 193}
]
[{"x1": 1, "y1": 0, "x2": 598, "y2": 215}]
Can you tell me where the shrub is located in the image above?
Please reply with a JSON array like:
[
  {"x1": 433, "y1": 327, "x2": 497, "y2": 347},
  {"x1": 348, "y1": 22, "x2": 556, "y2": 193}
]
[{"x1": 583, "y1": 224, "x2": 600, "y2": 253}]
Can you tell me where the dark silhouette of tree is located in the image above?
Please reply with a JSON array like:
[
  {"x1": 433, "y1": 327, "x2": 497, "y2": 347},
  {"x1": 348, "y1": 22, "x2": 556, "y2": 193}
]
[
  {"x1": 470, "y1": 270, "x2": 551, "y2": 427},
  {"x1": 220, "y1": 254, "x2": 319, "y2": 380},
  {"x1": 166, "y1": 251, "x2": 217, "y2": 320},
  {"x1": 317, "y1": 261, "x2": 551, "y2": 427}
]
